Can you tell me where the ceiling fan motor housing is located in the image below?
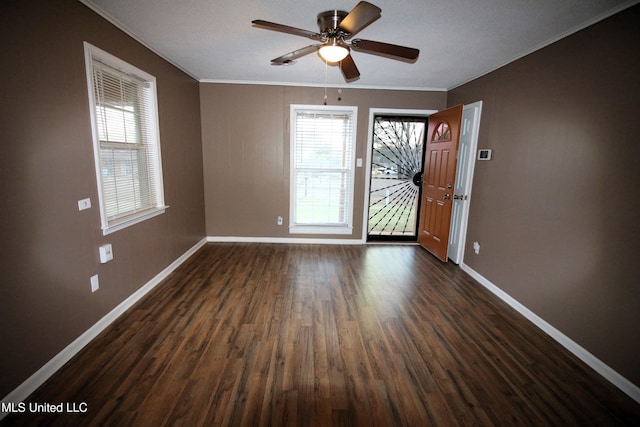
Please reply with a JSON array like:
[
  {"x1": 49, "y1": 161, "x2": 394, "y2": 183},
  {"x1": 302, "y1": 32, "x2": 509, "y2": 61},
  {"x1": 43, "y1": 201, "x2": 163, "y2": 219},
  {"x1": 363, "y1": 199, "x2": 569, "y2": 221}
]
[{"x1": 317, "y1": 10, "x2": 349, "y2": 35}]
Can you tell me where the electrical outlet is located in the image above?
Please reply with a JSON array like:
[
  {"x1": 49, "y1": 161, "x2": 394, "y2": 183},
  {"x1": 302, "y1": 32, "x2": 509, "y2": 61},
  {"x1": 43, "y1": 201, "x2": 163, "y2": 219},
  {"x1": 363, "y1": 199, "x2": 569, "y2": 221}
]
[
  {"x1": 473, "y1": 241, "x2": 480, "y2": 254},
  {"x1": 90, "y1": 274, "x2": 99, "y2": 292},
  {"x1": 78, "y1": 198, "x2": 91, "y2": 211},
  {"x1": 99, "y1": 244, "x2": 113, "y2": 263},
  {"x1": 277, "y1": 216, "x2": 283, "y2": 226}
]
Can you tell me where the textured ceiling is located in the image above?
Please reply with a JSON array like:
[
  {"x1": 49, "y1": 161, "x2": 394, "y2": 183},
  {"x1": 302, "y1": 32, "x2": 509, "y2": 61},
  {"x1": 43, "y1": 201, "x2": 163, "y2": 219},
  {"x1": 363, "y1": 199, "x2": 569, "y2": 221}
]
[{"x1": 81, "y1": 0, "x2": 637, "y2": 90}]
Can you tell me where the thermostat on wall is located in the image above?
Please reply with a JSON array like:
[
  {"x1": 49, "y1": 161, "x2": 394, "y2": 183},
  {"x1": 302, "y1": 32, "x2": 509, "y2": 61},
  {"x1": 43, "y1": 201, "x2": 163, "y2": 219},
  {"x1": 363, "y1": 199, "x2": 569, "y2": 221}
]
[{"x1": 477, "y1": 149, "x2": 492, "y2": 160}]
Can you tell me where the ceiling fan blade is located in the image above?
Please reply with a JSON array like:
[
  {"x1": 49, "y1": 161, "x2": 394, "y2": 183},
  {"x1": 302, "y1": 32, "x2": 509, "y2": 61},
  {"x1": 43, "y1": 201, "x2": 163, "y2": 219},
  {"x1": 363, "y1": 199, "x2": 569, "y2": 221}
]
[
  {"x1": 338, "y1": 1, "x2": 381, "y2": 37},
  {"x1": 252, "y1": 20, "x2": 323, "y2": 41},
  {"x1": 340, "y1": 54, "x2": 360, "y2": 81},
  {"x1": 271, "y1": 45, "x2": 320, "y2": 64},
  {"x1": 351, "y1": 39, "x2": 419, "y2": 60}
]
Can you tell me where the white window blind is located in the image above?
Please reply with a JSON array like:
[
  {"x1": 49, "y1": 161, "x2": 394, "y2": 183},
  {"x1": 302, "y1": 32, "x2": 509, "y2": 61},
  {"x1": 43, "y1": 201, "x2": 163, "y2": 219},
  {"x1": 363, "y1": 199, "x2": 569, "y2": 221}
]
[
  {"x1": 84, "y1": 43, "x2": 165, "y2": 235},
  {"x1": 290, "y1": 105, "x2": 357, "y2": 234}
]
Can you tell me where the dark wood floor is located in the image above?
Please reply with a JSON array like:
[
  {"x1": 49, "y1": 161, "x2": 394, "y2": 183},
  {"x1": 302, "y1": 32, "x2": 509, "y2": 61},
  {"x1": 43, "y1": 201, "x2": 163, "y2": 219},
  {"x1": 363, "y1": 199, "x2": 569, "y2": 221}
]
[{"x1": 3, "y1": 243, "x2": 639, "y2": 426}]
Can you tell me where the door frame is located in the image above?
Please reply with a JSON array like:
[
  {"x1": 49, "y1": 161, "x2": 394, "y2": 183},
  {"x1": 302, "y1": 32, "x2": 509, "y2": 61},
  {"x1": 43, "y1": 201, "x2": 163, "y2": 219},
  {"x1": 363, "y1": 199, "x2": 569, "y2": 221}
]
[
  {"x1": 362, "y1": 108, "x2": 437, "y2": 242},
  {"x1": 448, "y1": 101, "x2": 483, "y2": 264},
  {"x1": 363, "y1": 103, "x2": 483, "y2": 259}
]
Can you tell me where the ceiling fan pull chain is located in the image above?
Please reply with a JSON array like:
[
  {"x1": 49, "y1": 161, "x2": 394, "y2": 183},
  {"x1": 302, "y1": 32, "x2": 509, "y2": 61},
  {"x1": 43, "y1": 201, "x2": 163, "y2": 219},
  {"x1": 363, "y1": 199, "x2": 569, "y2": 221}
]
[
  {"x1": 324, "y1": 59, "x2": 328, "y2": 105},
  {"x1": 337, "y1": 62, "x2": 342, "y2": 101}
]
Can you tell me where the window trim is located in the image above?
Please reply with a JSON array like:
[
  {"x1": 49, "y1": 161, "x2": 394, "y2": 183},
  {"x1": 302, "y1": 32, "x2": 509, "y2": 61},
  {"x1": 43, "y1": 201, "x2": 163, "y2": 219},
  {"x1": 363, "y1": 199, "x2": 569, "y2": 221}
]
[
  {"x1": 289, "y1": 104, "x2": 358, "y2": 235},
  {"x1": 84, "y1": 42, "x2": 167, "y2": 235}
]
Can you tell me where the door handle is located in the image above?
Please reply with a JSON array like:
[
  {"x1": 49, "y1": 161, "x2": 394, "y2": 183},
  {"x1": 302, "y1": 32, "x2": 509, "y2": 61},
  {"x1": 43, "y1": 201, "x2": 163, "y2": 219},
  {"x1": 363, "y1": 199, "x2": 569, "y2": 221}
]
[
  {"x1": 443, "y1": 194, "x2": 451, "y2": 200},
  {"x1": 453, "y1": 195, "x2": 468, "y2": 200}
]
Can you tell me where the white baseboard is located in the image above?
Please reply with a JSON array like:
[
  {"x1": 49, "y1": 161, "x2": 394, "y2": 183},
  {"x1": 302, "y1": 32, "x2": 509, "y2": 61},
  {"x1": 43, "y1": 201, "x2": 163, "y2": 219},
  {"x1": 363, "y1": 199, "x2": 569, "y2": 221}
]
[
  {"x1": 0, "y1": 237, "x2": 208, "y2": 418},
  {"x1": 207, "y1": 236, "x2": 366, "y2": 245},
  {"x1": 460, "y1": 262, "x2": 640, "y2": 404}
]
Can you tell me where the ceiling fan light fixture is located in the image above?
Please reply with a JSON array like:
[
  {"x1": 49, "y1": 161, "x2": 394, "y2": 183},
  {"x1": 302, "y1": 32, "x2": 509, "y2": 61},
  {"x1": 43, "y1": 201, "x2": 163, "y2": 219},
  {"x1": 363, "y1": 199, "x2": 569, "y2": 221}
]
[{"x1": 319, "y1": 41, "x2": 349, "y2": 63}]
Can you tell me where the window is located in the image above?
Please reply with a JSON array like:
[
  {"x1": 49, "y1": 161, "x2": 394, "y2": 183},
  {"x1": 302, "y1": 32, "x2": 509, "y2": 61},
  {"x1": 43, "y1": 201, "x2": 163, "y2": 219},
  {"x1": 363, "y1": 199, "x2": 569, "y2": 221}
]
[
  {"x1": 290, "y1": 105, "x2": 357, "y2": 234},
  {"x1": 84, "y1": 43, "x2": 166, "y2": 235}
]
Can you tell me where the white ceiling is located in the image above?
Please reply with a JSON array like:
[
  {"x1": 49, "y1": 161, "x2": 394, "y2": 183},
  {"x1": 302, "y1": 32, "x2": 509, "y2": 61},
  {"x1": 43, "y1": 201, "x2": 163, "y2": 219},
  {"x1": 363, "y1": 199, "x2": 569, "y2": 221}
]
[{"x1": 81, "y1": 0, "x2": 637, "y2": 90}]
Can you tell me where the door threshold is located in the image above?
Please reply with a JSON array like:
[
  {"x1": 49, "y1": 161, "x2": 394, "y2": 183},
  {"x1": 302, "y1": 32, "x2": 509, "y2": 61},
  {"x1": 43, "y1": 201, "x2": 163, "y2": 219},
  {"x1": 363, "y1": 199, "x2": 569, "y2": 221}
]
[{"x1": 366, "y1": 241, "x2": 419, "y2": 246}]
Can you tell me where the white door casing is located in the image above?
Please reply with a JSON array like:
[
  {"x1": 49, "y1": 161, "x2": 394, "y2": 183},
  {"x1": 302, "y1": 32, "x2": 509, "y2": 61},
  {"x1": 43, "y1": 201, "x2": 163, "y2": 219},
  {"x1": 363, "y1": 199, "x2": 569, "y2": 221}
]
[{"x1": 448, "y1": 101, "x2": 482, "y2": 264}]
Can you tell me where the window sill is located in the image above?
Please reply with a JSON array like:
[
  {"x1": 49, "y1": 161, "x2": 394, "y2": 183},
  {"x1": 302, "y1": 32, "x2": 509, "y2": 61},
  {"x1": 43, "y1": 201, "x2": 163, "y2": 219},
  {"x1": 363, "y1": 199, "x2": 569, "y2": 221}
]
[
  {"x1": 289, "y1": 225, "x2": 353, "y2": 235},
  {"x1": 102, "y1": 206, "x2": 168, "y2": 235}
]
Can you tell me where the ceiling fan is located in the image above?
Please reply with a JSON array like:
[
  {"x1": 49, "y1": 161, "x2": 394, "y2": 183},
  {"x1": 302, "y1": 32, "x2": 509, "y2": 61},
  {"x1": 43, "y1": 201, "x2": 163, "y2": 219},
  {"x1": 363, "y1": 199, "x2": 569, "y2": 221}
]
[{"x1": 252, "y1": 1, "x2": 419, "y2": 82}]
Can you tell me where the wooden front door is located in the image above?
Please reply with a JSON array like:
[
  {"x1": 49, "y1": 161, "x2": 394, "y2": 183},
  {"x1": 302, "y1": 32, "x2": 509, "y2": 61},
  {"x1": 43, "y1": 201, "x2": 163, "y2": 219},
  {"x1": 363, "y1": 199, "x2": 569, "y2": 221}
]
[{"x1": 418, "y1": 105, "x2": 463, "y2": 261}]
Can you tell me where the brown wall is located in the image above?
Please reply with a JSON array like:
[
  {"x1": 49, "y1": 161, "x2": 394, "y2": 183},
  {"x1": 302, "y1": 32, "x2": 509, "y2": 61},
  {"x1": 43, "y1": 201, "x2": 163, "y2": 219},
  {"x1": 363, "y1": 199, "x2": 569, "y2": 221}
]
[
  {"x1": 448, "y1": 5, "x2": 640, "y2": 385},
  {"x1": 200, "y1": 84, "x2": 447, "y2": 239},
  {"x1": 0, "y1": 0, "x2": 206, "y2": 397},
  {"x1": 2, "y1": 0, "x2": 637, "y2": 402}
]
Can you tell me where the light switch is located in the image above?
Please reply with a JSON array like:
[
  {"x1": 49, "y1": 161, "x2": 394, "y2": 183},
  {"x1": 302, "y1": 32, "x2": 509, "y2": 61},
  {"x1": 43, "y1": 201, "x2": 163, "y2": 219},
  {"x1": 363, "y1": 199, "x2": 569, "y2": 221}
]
[
  {"x1": 99, "y1": 244, "x2": 113, "y2": 263},
  {"x1": 90, "y1": 274, "x2": 99, "y2": 292}
]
